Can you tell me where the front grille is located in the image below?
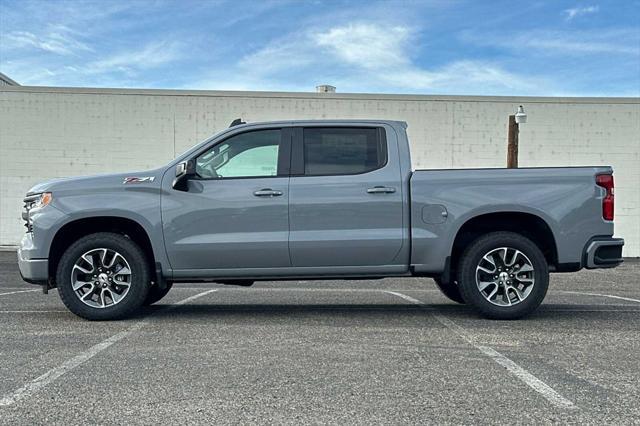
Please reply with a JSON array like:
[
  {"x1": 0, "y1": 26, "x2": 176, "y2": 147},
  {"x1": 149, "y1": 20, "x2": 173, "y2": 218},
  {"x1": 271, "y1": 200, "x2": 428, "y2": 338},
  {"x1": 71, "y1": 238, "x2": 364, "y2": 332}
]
[{"x1": 23, "y1": 194, "x2": 40, "y2": 233}]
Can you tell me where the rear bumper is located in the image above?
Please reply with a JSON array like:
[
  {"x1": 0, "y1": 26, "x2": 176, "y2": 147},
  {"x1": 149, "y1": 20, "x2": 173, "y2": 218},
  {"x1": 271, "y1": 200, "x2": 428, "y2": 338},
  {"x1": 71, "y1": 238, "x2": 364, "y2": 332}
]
[
  {"x1": 18, "y1": 234, "x2": 49, "y2": 284},
  {"x1": 584, "y1": 237, "x2": 624, "y2": 269}
]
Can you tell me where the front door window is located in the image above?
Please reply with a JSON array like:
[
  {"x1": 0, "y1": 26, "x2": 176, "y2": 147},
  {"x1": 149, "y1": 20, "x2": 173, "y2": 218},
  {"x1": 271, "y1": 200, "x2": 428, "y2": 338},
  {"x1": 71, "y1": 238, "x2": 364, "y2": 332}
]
[{"x1": 196, "y1": 129, "x2": 281, "y2": 179}]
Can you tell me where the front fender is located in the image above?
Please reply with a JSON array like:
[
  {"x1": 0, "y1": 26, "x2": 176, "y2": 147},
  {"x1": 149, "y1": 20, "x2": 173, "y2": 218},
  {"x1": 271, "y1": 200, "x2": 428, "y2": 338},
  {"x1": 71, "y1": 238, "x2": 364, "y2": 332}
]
[{"x1": 30, "y1": 187, "x2": 169, "y2": 276}]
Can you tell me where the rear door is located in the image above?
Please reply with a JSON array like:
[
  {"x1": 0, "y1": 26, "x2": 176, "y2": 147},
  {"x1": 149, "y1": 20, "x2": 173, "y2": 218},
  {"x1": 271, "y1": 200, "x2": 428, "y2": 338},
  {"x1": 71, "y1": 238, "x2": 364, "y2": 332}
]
[{"x1": 288, "y1": 126, "x2": 405, "y2": 268}]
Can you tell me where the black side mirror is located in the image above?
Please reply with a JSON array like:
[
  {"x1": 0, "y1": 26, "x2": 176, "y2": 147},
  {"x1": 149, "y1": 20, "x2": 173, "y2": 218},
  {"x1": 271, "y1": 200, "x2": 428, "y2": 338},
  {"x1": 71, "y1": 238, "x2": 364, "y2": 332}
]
[{"x1": 172, "y1": 159, "x2": 196, "y2": 191}]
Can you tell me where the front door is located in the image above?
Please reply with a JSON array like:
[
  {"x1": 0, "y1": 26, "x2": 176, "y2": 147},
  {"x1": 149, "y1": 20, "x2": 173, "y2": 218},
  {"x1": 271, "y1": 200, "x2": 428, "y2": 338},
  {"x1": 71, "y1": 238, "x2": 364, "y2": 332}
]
[
  {"x1": 288, "y1": 126, "x2": 404, "y2": 268},
  {"x1": 162, "y1": 127, "x2": 291, "y2": 272}
]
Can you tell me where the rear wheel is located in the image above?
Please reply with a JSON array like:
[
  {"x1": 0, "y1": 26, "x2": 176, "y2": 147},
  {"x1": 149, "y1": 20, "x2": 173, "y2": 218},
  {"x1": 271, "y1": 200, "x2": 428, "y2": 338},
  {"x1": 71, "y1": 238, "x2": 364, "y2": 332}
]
[
  {"x1": 143, "y1": 282, "x2": 173, "y2": 305},
  {"x1": 56, "y1": 232, "x2": 150, "y2": 320},
  {"x1": 433, "y1": 278, "x2": 465, "y2": 304},
  {"x1": 456, "y1": 231, "x2": 549, "y2": 320}
]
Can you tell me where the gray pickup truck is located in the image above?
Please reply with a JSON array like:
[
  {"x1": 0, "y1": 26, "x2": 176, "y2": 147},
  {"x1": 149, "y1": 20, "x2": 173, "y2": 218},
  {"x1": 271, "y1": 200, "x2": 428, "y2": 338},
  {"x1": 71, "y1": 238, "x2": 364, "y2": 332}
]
[{"x1": 18, "y1": 119, "x2": 624, "y2": 320}]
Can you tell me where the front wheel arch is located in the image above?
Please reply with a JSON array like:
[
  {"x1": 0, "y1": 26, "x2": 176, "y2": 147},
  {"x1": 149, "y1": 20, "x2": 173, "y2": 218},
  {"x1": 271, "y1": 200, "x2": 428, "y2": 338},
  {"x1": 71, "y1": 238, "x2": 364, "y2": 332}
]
[{"x1": 48, "y1": 216, "x2": 156, "y2": 286}]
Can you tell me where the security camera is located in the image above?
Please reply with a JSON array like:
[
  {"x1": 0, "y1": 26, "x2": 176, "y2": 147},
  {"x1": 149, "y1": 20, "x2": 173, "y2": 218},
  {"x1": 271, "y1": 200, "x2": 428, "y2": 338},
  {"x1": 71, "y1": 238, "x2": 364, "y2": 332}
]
[{"x1": 515, "y1": 105, "x2": 527, "y2": 124}]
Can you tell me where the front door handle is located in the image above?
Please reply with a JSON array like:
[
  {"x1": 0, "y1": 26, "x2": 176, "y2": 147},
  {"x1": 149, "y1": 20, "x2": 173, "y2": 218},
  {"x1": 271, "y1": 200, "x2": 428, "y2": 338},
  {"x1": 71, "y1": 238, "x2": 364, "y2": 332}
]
[
  {"x1": 367, "y1": 186, "x2": 396, "y2": 194},
  {"x1": 253, "y1": 188, "x2": 283, "y2": 197}
]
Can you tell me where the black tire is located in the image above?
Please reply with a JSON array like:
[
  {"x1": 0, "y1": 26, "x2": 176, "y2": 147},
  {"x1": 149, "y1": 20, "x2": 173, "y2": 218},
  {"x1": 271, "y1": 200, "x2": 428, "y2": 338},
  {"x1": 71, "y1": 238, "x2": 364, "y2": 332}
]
[
  {"x1": 56, "y1": 232, "x2": 151, "y2": 320},
  {"x1": 143, "y1": 282, "x2": 173, "y2": 305},
  {"x1": 433, "y1": 278, "x2": 465, "y2": 304},
  {"x1": 456, "y1": 231, "x2": 549, "y2": 320}
]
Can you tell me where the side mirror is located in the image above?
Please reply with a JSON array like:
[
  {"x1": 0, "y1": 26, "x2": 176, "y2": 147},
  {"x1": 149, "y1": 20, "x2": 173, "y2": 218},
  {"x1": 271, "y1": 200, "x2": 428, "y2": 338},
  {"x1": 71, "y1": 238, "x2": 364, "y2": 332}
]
[{"x1": 172, "y1": 159, "x2": 196, "y2": 191}]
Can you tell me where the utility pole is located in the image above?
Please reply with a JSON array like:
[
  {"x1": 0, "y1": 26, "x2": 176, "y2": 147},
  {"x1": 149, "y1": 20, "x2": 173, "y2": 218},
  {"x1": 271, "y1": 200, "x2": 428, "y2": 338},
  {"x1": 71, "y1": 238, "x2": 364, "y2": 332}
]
[
  {"x1": 507, "y1": 106, "x2": 527, "y2": 168},
  {"x1": 507, "y1": 115, "x2": 519, "y2": 168}
]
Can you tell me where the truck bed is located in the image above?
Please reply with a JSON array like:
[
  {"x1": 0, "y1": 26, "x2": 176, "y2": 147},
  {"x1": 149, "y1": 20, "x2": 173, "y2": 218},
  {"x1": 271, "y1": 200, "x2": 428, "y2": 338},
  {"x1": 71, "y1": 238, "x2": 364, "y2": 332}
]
[{"x1": 409, "y1": 166, "x2": 614, "y2": 273}]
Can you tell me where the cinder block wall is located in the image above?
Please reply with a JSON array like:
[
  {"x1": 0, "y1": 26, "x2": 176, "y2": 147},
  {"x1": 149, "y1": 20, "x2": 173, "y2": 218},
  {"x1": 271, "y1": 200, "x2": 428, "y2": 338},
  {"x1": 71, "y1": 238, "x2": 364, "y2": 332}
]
[{"x1": 1, "y1": 87, "x2": 638, "y2": 256}]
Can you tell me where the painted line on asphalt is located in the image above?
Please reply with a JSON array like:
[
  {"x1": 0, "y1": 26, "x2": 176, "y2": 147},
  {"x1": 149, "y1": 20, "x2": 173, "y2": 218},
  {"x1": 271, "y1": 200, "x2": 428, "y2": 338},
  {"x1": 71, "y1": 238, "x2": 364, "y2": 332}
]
[
  {"x1": 168, "y1": 289, "x2": 217, "y2": 306},
  {"x1": 173, "y1": 287, "x2": 440, "y2": 292},
  {"x1": 383, "y1": 291, "x2": 576, "y2": 410},
  {"x1": 0, "y1": 289, "x2": 217, "y2": 407},
  {"x1": 0, "y1": 287, "x2": 37, "y2": 290},
  {"x1": 386, "y1": 291, "x2": 427, "y2": 305},
  {"x1": 557, "y1": 290, "x2": 640, "y2": 304},
  {"x1": 543, "y1": 309, "x2": 640, "y2": 313},
  {"x1": 8, "y1": 307, "x2": 632, "y2": 314},
  {"x1": 0, "y1": 323, "x2": 146, "y2": 407},
  {"x1": 0, "y1": 289, "x2": 40, "y2": 296}
]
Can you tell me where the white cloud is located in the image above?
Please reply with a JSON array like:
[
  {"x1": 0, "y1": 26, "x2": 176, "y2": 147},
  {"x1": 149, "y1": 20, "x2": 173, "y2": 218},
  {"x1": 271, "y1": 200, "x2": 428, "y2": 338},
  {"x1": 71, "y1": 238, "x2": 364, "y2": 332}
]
[
  {"x1": 1, "y1": 40, "x2": 182, "y2": 87},
  {"x1": 4, "y1": 29, "x2": 92, "y2": 55},
  {"x1": 461, "y1": 28, "x2": 640, "y2": 56},
  {"x1": 382, "y1": 61, "x2": 537, "y2": 92},
  {"x1": 564, "y1": 5, "x2": 599, "y2": 21},
  {"x1": 314, "y1": 23, "x2": 412, "y2": 69},
  {"x1": 240, "y1": 23, "x2": 414, "y2": 75},
  {"x1": 231, "y1": 22, "x2": 542, "y2": 95},
  {"x1": 85, "y1": 41, "x2": 182, "y2": 75},
  {"x1": 523, "y1": 35, "x2": 639, "y2": 55},
  {"x1": 0, "y1": 59, "x2": 63, "y2": 85},
  {"x1": 240, "y1": 40, "x2": 316, "y2": 74}
]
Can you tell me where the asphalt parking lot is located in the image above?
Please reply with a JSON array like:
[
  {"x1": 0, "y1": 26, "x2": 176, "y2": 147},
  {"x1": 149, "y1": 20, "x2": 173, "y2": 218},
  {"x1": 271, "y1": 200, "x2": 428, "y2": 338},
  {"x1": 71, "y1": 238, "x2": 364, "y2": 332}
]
[{"x1": 1, "y1": 251, "x2": 639, "y2": 424}]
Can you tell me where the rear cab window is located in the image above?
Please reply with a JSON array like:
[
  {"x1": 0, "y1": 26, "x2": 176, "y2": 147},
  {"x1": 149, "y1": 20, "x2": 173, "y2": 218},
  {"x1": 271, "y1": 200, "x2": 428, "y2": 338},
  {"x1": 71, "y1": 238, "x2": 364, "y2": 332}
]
[{"x1": 300, "y1": 127, "x2": 387, "y2": 176}]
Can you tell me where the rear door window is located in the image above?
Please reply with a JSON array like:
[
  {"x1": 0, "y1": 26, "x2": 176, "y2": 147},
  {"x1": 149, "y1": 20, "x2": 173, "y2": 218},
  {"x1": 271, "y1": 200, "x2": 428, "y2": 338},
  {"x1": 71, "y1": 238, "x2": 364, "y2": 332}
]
[{"x1": 302, "y1": 127, "x2": 386, "y2": 176}]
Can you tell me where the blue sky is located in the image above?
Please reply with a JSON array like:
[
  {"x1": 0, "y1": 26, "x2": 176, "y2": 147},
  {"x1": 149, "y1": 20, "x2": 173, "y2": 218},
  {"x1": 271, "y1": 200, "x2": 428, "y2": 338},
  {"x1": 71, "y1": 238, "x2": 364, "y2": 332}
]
[{"x1": 1, "y1": 0, "x2": 639, "y2": 96}]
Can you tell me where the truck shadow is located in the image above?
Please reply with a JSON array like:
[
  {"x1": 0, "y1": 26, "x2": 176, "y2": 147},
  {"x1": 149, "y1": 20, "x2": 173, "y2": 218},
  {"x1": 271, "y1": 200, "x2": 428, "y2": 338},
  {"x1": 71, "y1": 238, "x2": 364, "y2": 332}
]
[
  {"x1": 140, "y1": 303, "x2": 439, "y2": 320},
  {"x1": 137, "y1": 302, "x2": 640, "y2": 322}
]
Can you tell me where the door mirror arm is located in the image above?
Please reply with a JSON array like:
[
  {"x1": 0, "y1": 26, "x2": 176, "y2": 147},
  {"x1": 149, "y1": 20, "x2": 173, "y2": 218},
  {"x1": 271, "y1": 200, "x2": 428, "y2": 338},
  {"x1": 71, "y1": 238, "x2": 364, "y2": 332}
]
[{"x1": 172, "y1": 159, "x2": 196, "y2": 191}]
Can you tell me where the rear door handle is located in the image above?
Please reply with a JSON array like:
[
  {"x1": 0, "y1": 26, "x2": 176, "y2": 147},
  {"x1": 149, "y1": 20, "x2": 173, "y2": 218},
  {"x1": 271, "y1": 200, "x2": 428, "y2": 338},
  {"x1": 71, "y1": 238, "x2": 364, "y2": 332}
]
[
  {"x1": 367, "y1": 186, "x2": 396, "y2": 194},
  {"x1": 253, "y1": 188, "x2": 283, "y2": 197}
]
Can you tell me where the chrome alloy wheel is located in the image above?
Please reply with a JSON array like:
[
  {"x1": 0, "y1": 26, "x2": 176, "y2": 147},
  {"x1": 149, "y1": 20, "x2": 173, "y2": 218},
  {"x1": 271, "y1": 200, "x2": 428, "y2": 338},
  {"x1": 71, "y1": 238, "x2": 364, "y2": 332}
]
[
  {"x1": 475, "y1": 247, "x2": 535, "y2": 307},
  {"x1": 71, "y1": 248, "x2": 132, "y2": 308}
]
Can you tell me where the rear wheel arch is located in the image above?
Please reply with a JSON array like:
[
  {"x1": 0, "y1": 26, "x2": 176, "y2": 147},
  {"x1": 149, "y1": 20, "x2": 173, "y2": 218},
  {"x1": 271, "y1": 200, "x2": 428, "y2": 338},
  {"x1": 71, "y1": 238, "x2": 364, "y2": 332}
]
[
  {"x1": 48, "y1": 216, "x2": 156, "y2": 285},
  {"x1": 448, "y1": 212, "x2": 558, "y2": 279}
]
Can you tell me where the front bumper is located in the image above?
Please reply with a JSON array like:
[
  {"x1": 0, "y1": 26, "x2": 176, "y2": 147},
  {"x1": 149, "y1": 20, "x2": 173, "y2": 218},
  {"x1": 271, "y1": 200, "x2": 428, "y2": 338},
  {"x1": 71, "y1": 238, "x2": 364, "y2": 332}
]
[
  {"x1": 18, "y1": 233, "x2": 49, "y2": 284},
  {"x1": 584, "y1": 237, "x2": 624, "y2": 269}
]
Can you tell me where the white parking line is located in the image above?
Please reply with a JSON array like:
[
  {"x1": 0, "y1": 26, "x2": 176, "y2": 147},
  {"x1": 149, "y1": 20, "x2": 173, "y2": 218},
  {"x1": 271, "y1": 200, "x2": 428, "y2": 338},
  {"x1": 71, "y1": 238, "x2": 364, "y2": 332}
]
[
  {"x1": 0, "y1": 289, "x2": 217, "y2": 407},
  {"x1": 0, "y1": 287, "x2": 37, "y2": 290},
  {"x1": 169, "y1": 289, "x2": 217, "y2": 305},
  {"x1": 557, "y1": 290, "x2": 640, "y2": 304},
  {"x1": 383, "y1": 291, "x2": 576, "y2": 409},
  {"x1": 0, "y1": 289, "x2": 39, "y2": 296},
  {"x1": 544, "y1": 309, "x2": 640, "y2": 313},
  {"x1": 385, "y1": 291, "x2": 426, "y2": 305},
  {"x1": 0, "y1": 310, "x2": 67, "y2": 313},
  {"x1": 174, "y1": 287, "x2": 440, "y2": 292}
]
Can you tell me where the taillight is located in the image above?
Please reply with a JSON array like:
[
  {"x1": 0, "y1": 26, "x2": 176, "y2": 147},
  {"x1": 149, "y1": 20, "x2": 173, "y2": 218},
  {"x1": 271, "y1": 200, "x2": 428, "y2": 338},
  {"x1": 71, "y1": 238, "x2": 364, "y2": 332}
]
[{"x1": 596, "y1": 174, "x2": 614, "y2": 221}]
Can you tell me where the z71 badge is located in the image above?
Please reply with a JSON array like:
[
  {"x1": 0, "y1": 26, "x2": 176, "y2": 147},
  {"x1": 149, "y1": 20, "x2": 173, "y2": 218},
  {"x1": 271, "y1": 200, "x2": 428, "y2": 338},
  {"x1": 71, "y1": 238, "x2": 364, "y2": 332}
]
[{"x1": 123, "y1": 176, "x2": 155, "y2": 184}]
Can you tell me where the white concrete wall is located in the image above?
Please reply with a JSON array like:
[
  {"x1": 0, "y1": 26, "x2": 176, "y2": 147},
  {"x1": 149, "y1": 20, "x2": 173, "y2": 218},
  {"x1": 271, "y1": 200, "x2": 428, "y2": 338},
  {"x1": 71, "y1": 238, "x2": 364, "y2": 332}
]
[{"x1": 1, "y1": 87, "x2": 638, "y2": 255}]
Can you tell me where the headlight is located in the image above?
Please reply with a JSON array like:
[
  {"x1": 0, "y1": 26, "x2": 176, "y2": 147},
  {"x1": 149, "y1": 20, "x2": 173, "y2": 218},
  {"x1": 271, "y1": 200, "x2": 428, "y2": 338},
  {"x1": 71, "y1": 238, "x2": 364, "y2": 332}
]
[
  {"x1": 33, "y1": 192, "x2": 53, "y2": 209},
  {"x1": 23, "y1": 192, "x2": 52, "y2": 232}
]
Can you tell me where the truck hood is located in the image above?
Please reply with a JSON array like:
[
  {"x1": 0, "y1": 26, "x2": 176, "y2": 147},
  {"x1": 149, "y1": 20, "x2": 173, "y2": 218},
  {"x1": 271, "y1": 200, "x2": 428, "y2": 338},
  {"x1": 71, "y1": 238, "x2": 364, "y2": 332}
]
[{"x1": 27, "y1": 169, "x2": 165, "y2": 195}]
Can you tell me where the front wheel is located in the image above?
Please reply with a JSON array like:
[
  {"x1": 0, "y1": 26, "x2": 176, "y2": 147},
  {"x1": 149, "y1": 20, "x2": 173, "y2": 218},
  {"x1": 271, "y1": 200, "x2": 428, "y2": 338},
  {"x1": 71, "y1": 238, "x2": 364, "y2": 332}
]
[
  {"x1": 456, "y1": 232, "x2": 549, "y2": 320},
  {"x1": 56, "y1": 232, "x2": 151, "y2": 320}
]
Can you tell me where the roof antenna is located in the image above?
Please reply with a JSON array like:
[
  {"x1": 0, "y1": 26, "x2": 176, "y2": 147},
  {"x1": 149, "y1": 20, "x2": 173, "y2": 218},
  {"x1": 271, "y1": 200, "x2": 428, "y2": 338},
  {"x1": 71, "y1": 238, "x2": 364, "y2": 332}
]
[{"x1": 229, "y1": 118, "x2": 246, "y2": 127}]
